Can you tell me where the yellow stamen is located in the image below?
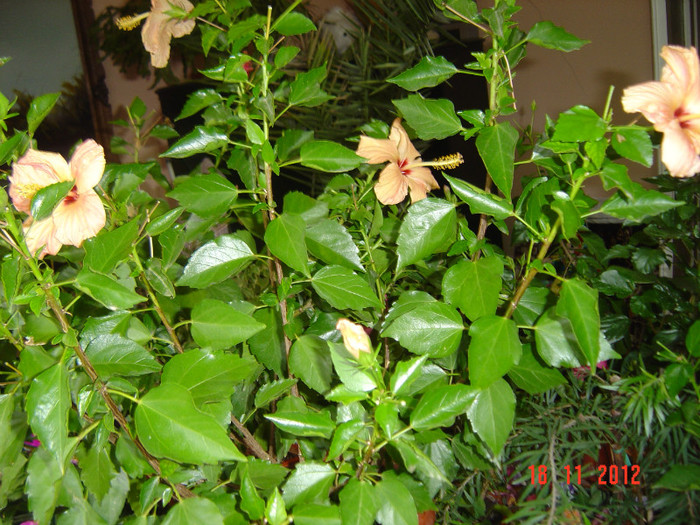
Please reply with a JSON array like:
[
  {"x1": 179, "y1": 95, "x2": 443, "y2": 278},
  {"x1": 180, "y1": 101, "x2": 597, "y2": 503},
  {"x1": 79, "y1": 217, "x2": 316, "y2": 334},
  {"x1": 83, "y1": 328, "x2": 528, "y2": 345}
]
[
  {"x1": 115, "y1": 12, "x2": 149, "y2": 31},
  {"x1": 16, "y1": 183, "x2": 43, "y2": 200},
  {"x1": 678, "y1": 112, "x2": 700, "y2": 123},
  {"x1": 415, "y1": 153, "x2": 464, "y2": 170}
]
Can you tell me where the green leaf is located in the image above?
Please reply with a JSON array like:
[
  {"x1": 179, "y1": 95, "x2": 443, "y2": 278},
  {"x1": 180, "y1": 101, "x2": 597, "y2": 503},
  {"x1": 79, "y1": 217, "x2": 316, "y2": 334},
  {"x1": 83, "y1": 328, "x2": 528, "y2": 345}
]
[
  {"x1": 275, "y1": 45, "x2": 300, "y2": 69},
  {"x1": 390, "y1": 355, "x2": 429, "y2": 396},
  {"x1": 468, "y1": 315, "x2": 522, "y2": 387},
  {"x1": 508, "y1": 344, "x2": 566, "y2": 394},
  {"x1": 397, "y1": 198, "x2": 456, "y2": 270},
  {"x1": 289, "y1": 66, "x2": 332, "y2": 107},
  {"x1": 552, "y1": 106, "x2": 606, "y2": 142},
  {"x1": 557, "y1": 278, "x2": 600, "y2": 366},
  {"x1": 27, "y1": 92, "x2": 60, "y2": 136},
  {"x1": 339, "y1": 479, "x2": 380, "y2": 525},
  {"x1": 527, "y1": 21, "x2": 589, "y2": 51},
  {"x1": 265, "y1": 214, "x2": 310, "y2": 276},
  {"x1": 375, "y1": 476, "x2": 418, "y2": 525},
  {"x1": 30, "y1": 181, "x2": 73, "y2": 222},
  {"x1": 329, "y1": 342, "x2": 378, "y2": 392},
  {"x1": 281, "y1": 462, "x2": 335, "y2": 507},
  {"x1": 145, "y1": 259, "x2": 176, "y2": 298},
  {"x1": 283, "y1": 191, "x2": 328, "y2": 223},
  {"x1": 687, "y1": 321, "x2": 700, "y2": 357},
  {"x1": 240, "y1": 472, "x2": 265, "y2": 520},
  {"x1": 511, "y1": 286, "x2": 552, "y2": 326},
  {"x1": 84, "y1": 219, "x2": 140, "y2": 275},
  {"x1": 191, "y1": 299, "x2": 265, "y2": 350},
  {"x1": 266, "y1": 488, "x2": 288, "y2": 525},
  {"x1": 26, "y1": 447, "x2": 63, "y2": 524},
  {"x1": 300, "y1": 140, "x2": 364, "y2": 173},
  {"x1": 85, "y1": 334, "x2": 160, "y2": 378},
  {"x1": 255, "y1": 378, "x2": 298, "y2": 408},
  {"x1": 393, "y1": 95, "x2": 462, "y2": 140},
  {"x1": 293, "y1": 504, "x2": 342, "y2": 525},
  {"x1": 147, "y1": 208, "x2": 184, "y2": 237},
  {"x1": 466, "y1": 379, "x2": 515, "y2": 455},
  {"x1": 653, "y1": 464, "x2": 700, "y2": 491},
  {"x1": 382, "y1": 301, "x2": 463, "y2": 358},
  {"x1": 475, "y1": 122, "x2": 518, "y2": 200},
  {"x1": 162, "y1": 497, "x2": 225, "y2": 525},
  {"x1": 176, "y1": 234, "x2": 255, "y2": 288},
  {"x1": 410, "y1": 384, "x2": 477, "y2": 431},
  {"x1": 161, "y1": 349, "x2": 258, "y2": 405},
  {"x1": 611, "y1": 126, "x2": 653, "y2": 167},
  {"x1": 598, "y1": 185, "x2": 684, "y2": 222},
  {"x1": 266, "y1": 411, "x2": 335, "y2": 438},
  {"x1": 327, "y1": 420, "x2": 366, "y2": 460},
  {"x1": 177, "y1": 89, "x2": 223, "y2": 120},
  {"x1": 442, "y1": 257, "x2": 503, "y2": 321},
  {"x1": 274, "y1": 11, "x2": 316, "y2": 35},
  {"x1": 162, "y1": 126, "x2": 228, "y2": 158},
  {"x1": 78, "y1": 446, "x2": 115, "y2": 500},
  {"x1": 0, "y1": 395, "x2": 27, "y2": 469},
  {"x1": 312, "y1": 265, "x2": 382, "y2": 310},
  {"x1": 248, "y1": 307, "x2": 285, "y2": 376},
  {"x1": 388, "y1": 56, "x2": 458, "y2": 91},
  {"x1": 26, "y1": 363, "x2": 72, "y2": 464},
  {"x1": 534, "y1": 308, "x2": 584, "y2": 367},
  {"x1": 75, "y1": 269, "x2": 144, "y2": 310},
  {"x1": 0, "y1": 132, "x2": 26, "y2": 165},
  {"x1": 167, "y1": 174, "x2": 238, "y2": 216},
  {"x1": 306, "y1": 219, "x2": 363, "y2": 271},
  {"x1": 444, "y1": 174, "x2": 512, "y2": 220},
  {"x1": 134, "y1": 383, "x2": 246, "y2": 463},
  {"x1": 551, "y1": 193, "x2": 581, "y2": 239},
  {"x1": 289, "y1": 335, "x2": 333, "y2": 394}
]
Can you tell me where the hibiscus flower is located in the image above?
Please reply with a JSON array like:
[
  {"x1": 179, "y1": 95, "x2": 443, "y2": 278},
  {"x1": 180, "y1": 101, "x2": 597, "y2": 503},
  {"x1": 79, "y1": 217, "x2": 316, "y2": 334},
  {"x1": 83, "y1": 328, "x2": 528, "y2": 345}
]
[
  {"x1": 621, "y1": 45, "x2": 700, "y2": 177},
  {"x1": 9, "y1": 140, "x2": 107, "y2": 258},
  {"x1": 356, "y1": 119, "x2": 464, "y2": 205},
  {"x1": 336, "y1": 318, "x2": 372, "y2": 360},
  {"x1": 116, "y1": 0, "x2": 195, "y2": 69}
]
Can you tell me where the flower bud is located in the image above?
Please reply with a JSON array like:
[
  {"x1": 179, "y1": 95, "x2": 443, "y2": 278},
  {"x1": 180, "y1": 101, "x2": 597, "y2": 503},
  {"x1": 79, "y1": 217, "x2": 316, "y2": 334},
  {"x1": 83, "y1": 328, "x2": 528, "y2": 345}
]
[{"x1": 336, "y1": 318, "x2": 371, "y2": 359}]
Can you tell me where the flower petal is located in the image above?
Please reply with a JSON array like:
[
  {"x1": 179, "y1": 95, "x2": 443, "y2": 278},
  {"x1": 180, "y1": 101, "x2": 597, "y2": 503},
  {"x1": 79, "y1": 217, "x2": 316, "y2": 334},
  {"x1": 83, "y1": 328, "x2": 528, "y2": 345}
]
[
  {"x1": 389, "y1": 119, "x2": 421, "y2": 163},
  {"x1": 52, "y1": 191, "x2": 106, "y2": 247},
  {"x1": 70, "y1": 140, "x2": 106, "y2": 194},
  {"x1": 405, "y1": 167, "x2": 439, "y2": 203},
  {"x1": 24, "y1": 217, "x2": 61, "y2": 258},
  {"x1": 9, "y1": 149, "x2": 72, "y2": 213},
  {"x1": 660, "y1": 124, "x2": 700, "y2": 177},
  {"x1": 374, "y1": 163, "x2": 408, "y2": 205},
  {"x1": 142, "y1": 11, "x2": 174, "y2": 68},
  {"x1": 356, "y1": 136, "x2": 398, "y2": 164},
  {"x1": 336, "y1": 318, "x2": 371, "y2": 359},
  {"x1": 621, "y1": 81, "x2": 677, "y2": 131}
]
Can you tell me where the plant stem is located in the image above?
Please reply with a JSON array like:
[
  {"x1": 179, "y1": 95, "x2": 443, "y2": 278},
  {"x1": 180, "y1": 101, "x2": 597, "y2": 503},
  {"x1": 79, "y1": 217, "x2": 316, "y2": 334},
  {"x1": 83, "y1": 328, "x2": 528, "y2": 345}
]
[{"x1": 231, "y1": 414, "x2": 275, "y2": 462}]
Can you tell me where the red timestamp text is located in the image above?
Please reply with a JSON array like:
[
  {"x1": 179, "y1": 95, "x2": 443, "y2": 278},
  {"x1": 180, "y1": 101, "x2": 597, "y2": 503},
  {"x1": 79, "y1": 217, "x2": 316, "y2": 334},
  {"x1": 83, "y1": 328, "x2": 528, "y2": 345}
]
[{"x1": 527, "y1": 464, "x2": 641, "y2": 486}]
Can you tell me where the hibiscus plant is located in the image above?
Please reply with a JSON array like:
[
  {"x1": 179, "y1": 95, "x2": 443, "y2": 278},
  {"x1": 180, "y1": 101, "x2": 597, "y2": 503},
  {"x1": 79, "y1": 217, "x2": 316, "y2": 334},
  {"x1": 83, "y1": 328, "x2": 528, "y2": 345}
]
[{"x1": 0, "y1": 0, "x2": 699, "y2": 523}]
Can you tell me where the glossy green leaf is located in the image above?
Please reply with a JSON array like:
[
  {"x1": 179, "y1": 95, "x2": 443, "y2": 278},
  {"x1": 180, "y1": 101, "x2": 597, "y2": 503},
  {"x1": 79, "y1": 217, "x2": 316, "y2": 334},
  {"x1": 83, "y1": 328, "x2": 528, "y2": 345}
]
[
  {"x1": 300, "y1": 140, "x2": 364, "y2": 173},
  {"x1": 146, "y1": 207, "x2": 184, "y2": 236},
  {"x1": 177, "y1": 88, "x2": 223, "y2": 120},
  {"x1": 393, "y1": 95, "x2": 462, "y2": 140},
  {"x1": 162, "y1": 497, "x2": 225, "y2": 525},
  {"x1": 281, "y1": 462, "x2": 335, "y2": 507},
  {"x1": 306, "y1": 218, "x2": 363, "y2": 271},
  {"x1": 30, "y1": 181, "x2": 73, "y2": 222},
  {"x1": 266, "y1": 411, "x2": 335, "y2": 438},
  {"x1": 312, "y1": 265, "x2": 381, "y2": 310},
  {"x1": 26, "y1": 447, "x2": 63, "y2": 524},
  {"x1": 162, "y1": 126, "x2": 228, "y2": 158},
  {"x1": 78, "y1": 446, "x2": 115, "y2": 500},
  {"x1": 382, "y1": 301, "x2": 463, "y2": 358},
  {"x1": 265, "y1": 488, "x2": 287, "y2": 525},
  {"x1": 598, "y1": 185, "x2": 683, "y2": 222},
  {"x1": 388, "y1": 56, "x2": 458, "y2": 91},
  {"x1": 265, "y1": 213, "x2": 310, "y2": 276},
  {"x1": 687, "y1": 320, "x2": 700, "y2": 357},
  {"x1": 26, "y1": 363, "x2": 72, "y2": 463},
  {"x1": 467, "y1": 379, "x2": 515, "y2": 455},
  {"x1": 397, "y1": 198, "x2": 456, "y2": 270},
  {"x1": 0, "y1": 132, "x2": 26, "y2": 165},
  {"x1": 329, "y1": 341, "x2": 378, "y2": 392},
  {"x1": 274, "y1": 11, "x2": 316, "y2": 35},
  {"x1": 557, "y1": 278, "x2": 600, "y2": 366},
  {"x1": 248, "y1": 307, "x2": 285, "y2": 376},
  {"x1": 289, "y1": 66, "x2": 332, "y2": 107},
  {"x1": 161, "y1": 349, "x2": 258, "y2": 405},
  {"x1": 85, "y1": 334, "x2": 161, "y2": 377},
  {"x1": 191, "y1": 298, "x2": 265, "y2": 350},
  {"x1": 468, "y1": 315, "x2": 522, "y2": 387},
  {"x1": 442, "y1": 257, "x2": 503, "y2": 321},
  {"x1": 508, "y1": 344, "x2": 566, "y2": 394},
  {"x1": 293, "y1": 503, "x2": 342, "y2": 525},
  {"x1": 444, "y1": 174, "x2": 513, "y2": 220},
  {"x1": 653, "y1": 464, "x2": 700, "y2": 491},
  {"x1": 274, "y1": 45, "x2": 300, "y2": 69},
  {"x1": 283, "y1": 191, "x2": 328, "y2": 223},
  {"x1": 534, "y1": 308, "x2": 584, "y2": 367},
  {"x1": 176, "y1": 234, "x2": 255, "y2": 288},
  {"x1": 390, "y1": 355, "x2": 429, "y2": 396},
  {"x1": 289, "y1": 335, "x2": 333, "y2": 394},
  {"x1": 0, "y1": 395, "x2": 27, "y2": 469},
  {"x1": 84, "y1": 219, "x2": 140, "y2": 275},
  {"x1": 611, "y1": 126, "x2": 653, "y2": 167},
  {"x1": 339, "y1": 479, "x2": 380, "y2": 525},
  {"x1": 527, "y1": 21, "x2": 589, "y2": 51},
  {"x1": 255, "y1": 378, "x2": 298, "y2": 408},
  {"x1": 552, "y1": 105, "x2": 606, "y2": 142},
  {"x1": 410, "y1": 384, "x2": 477, "y2": 430},
  {"x1": 551, "y1": 193, "x2": 581, "y2": 239},
  {"x1": 327, "y1": 420, "x2": 366, "y2": 460},
  {"x1": 167, "y1": 173, "x2": 238, "y2": 216},
  {"x1": 134, "y1": 383, "x2": 246, "y2": 464},
  {"x1": 75, "y1": 269, "x2": 144, "y2": 310},
  {"x1": 145, "y1": 259, "x2": 176, "y2": 298},
  {"x1": 475, "y1": 122, "x2": 518, "y2": 200},
  {"x1": 511, "y1": 286, "x2": 552, "y2": 326},
  {"x1": 27, "y1": 92, "x2": 60, "y2": 135},
  {"x1": 375, "y1": 476, "x2": 418, "y2": 525},
  {"x1": 241, "y1": 472, "x2": 265, "y2": 521}
]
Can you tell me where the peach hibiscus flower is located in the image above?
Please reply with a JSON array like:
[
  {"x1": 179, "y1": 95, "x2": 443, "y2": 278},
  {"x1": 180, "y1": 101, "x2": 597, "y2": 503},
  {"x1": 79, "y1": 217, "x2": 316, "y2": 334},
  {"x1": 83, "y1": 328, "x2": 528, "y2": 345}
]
[
  {"x1": 356, "y1": 119, "x2": 462, "y2": 205},
  {"x1": 622, "y1": 45, "x2": 700, "y2": 177},
  {"x1": 336, "y1": 318, "x2": 372, "y2": 360},
  {"x1": 9, "y1": 140, "x2": 106, "y2": 258},
  {"x1": 116, "y1": 0, "x2": 195, "y2": 69}
]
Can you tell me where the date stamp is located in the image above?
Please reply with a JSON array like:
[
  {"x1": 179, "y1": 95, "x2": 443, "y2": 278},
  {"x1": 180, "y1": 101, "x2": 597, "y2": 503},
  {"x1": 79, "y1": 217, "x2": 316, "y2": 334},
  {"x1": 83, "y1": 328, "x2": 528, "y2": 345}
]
[{"x1": 528, "y1": 464, "x2": 641, "y2": 486}]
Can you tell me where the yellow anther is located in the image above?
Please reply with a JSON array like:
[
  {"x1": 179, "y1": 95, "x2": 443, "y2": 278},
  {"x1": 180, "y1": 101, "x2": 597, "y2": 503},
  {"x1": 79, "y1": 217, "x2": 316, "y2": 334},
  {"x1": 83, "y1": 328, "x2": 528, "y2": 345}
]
[
  {"x1": 16, "y1": 183, "x2": 42, "y2": 200},
  {"x1": 429, "y1": 153, "x2": 464, "y2": 170},
  {"x1": 115, "y1": 12, "x2": 149, "y2": 31}
]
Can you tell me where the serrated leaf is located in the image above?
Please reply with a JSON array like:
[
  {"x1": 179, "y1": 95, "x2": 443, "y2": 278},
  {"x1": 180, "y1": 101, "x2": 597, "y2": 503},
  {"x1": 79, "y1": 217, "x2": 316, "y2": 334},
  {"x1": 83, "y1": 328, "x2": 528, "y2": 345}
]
[
  {"x1": 598, "y1": 185, "x2": 683, "y2": 222},
  {"x1": 445, "y1": 174, "x2": 512, "y2": 220},
  {"x1": 508, "y1": 344, "x2": 566, "y2": 394},
  {"x1": 468, "y1": 315, "x2": 522, "y2": 387},
  {"x1": 306, "y1": 219, "x2": 363, "y2": 271},
  {"x1": 289, "y1": 66, "x2": 332, "y2": 107},
  {"x1": 375, "y1": 476, "x2": 418, "y2": 525},
  {"x1": 552, "y1": 105, "x2": 606, "y2": 143},
  {"x1": 312, "y1": 265, "x2": 381, "y2": 310},
  {"x1": 388, "y1": 56, "x2": 458, "y2": 91},
  {"x1": 176, "y1": 234, "x2": 254, "y2": 288},
  {"x1": 27, "y1": 92, "x2": 60, "y2": 136},
  {"x1": 75, "y1": 269, "x2": 144, "y2": 310},
  {"x1": 397, "y1": 198, "x2": 456, "y2": 270},
  {"x1": 410, "y1": 384, "x2": 476, "y2": 430},
  {"x1": 527, "y1": 21, "x2": 589, "y2": 51},
  {"x1": 162, "y1": 126, "x2": 228, "y2": 158},
  {"x1": 135, "y1": 383, "x2": 246, "y2": 464},
  {"x1": 289, "y1": 335, "x2": 333, "y2": 394},
  {"x1": 329, "y1": 341, "x2": 378, "y2": 392},
  {"x1": 30, "y1": 181, "x2": 73, "y2": 222},
  {"x1": 393, "y1": 95, "x2": 462, "y2": 140},
  {"x1": 339, "y1": 479, "x2": 379, "y2": 525},
  {"x1": 191, "y1": 298, "x2": 265, "y2": 350},
  {"x1": 390, "y1": 355, "x2": 429, "y2": 396},
  {"x1": 265, "y1": 214, "x2": 310, "y2": 276},
  {"x1": 274, "y1": 11, "x2": 316, "y2": 35},
  {"x1": 466, "y1": 379, "x2": 515, "y2": 455},
  {"x1": 255, "y1": 378, "x2": 298, "y2": 408},
  {"x1": 611, "y1": 126, "x2": 653, "y2": 167},
  {"x1": 300, "y1": 140, "x2": 364, "y2": 172},
  {"x1": 162, "y1": 496, "x2": 225, "y2": 525},
  {"x1": 84, "y1": 219, "x2": 140, "y2": 275},
  {"x1": 266, "y1": 411, "x2": 335, "y2": 438},
  {"x1": 475, "y1": 122, "x2": 518, "y2": 201},
  {"x1": 442, "y1": 257, "x2": 503, "y2": 321},
  {"x1": 281, "y1": 462, "x2": 335, "y2": 507},
  {"x1": 167, "y1": 174, "x2": 238, "y2": 216},
  {"x1": 177, "y1": 89, "x2": 223, "y2": 120},
  {"x1": 534, "y1": 308, "x2": 584, "y2": 367},
  {"x1": 557, "y1": 278, "x2": 600, "y2": 366},
  {"x1": 85, "y1": 334, "x2": 161, "y2": 377}
]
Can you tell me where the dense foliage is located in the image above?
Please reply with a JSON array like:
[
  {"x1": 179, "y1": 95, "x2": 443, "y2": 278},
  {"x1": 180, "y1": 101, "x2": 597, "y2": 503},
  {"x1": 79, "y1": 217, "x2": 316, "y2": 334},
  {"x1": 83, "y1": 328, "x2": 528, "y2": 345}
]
[{"x1": 0, "y1": 0, "x2": 698, "y2": 523}]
